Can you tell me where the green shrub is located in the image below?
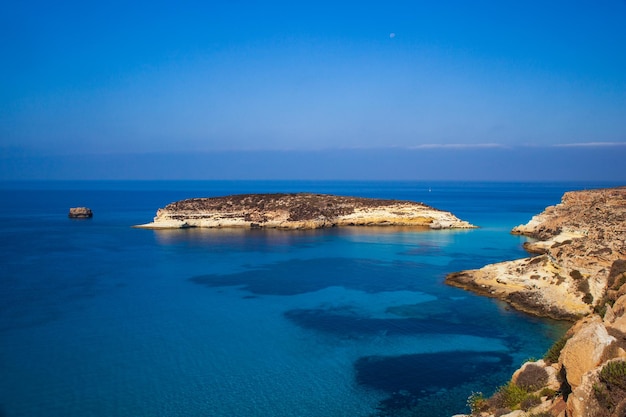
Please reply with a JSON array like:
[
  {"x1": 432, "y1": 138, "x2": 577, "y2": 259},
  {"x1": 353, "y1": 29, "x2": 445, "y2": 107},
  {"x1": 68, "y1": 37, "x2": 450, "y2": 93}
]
[
  {"x1": 539, "y1": 387, "x2": 557, "y2": 399},
  {"x1": 599, "y1": 360, "x2": 626, "y2": 390},
  {"x1": 544, "y1": 334, "x2": 571, "y2": 364},
  {"x1": 570, "y1": 269, "x2": 583, "y2": 280},
  {"x1": 488, "y1": 382, "x2": 529, "y2": 410},
  {"x1": 593, "y1": 361, "x2": 626, "y2": 415},
  {"x1": 467, "y1": 391, "x2": 488, "y2": 415},
  {"x1": 617, "y1": 274, "x2": 626, "y2": 289},
  {"x1": 593, "y1": 382, "x2": 612, "y2": 410},
  {"x1": 520, "y1": 394, "x2": 542, "y2": 411},
  {"x1": 595, "y1": 299, "x2": 609, "y2": 318},
  {"x1": 577, "y1": 278, "x2": 590, "y2": 294},
  {"x1": 516, "y1": 364, "x2": 549, "y2": 391}
]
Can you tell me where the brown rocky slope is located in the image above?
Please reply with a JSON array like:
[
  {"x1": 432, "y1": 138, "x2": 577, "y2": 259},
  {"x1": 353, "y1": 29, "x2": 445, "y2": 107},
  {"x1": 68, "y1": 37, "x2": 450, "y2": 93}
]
[
  {"x1": 134, "y1": 193, "x2": 476, "y2": 230},
  {"x1": 447, "y1": 187, "x2": 626, "y2": 320},
  {"x1": 449, "y1": 187, "x2": 626, "y2": 417}
]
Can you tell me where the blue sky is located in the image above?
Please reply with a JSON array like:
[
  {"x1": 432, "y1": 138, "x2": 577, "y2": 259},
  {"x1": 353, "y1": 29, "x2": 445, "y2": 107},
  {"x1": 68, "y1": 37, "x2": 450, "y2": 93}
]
[{"x1": 1, "y1": 1, "x2": 625, "y2": 180}]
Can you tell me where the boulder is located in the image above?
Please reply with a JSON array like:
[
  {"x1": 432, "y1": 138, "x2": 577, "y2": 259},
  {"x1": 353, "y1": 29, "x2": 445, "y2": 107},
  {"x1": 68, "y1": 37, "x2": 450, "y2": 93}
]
[
  {"x1": 559, "y1": 315, "x2": 616, "y2": 389},
  {"x1": 68, "y1": 207, "x2": 93, "y2": 218},
  {"x1": 610, "y1": 316, "x2": 626, "y2": 336},
  {"x1": 566, "y1": 368, "x2": 603, "y2": 417},
  {"x1": 611, "y1": 293, "x2": 626, "y2": 316},
  {"x1": 606, "y1": 294, "x2": 626, "y2": 335}
]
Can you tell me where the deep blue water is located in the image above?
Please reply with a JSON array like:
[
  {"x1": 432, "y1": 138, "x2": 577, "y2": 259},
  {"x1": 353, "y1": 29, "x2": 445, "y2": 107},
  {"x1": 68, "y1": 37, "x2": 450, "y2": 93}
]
[{"x1": 0, "y1": 180, "x2": 618, "y2": 417}]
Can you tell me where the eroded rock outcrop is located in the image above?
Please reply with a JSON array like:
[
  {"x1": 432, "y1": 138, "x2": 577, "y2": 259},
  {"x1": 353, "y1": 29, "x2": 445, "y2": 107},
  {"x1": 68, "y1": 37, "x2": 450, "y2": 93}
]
[
  {"x1": 450, "y1": 187, "x2": 626, "y2": 417},
  {"x1": 559, "y1": 315, "x2": 617, "y2": 390},
  {"x1": 446, "y1": 187, "x2": 626, "y2": 320},
  {"x1": 134, "y1": 193, "x2": 476, "y2": 230},
  {"x1": 457, "y1": 304, "x2": 626, "y2": 417}
]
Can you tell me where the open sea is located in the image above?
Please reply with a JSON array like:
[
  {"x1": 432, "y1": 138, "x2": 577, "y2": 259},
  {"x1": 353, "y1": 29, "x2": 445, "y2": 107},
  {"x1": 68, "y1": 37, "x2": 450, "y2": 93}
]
[{"x1": 0, "y1": 180, "x2": 619, "y2": 417}]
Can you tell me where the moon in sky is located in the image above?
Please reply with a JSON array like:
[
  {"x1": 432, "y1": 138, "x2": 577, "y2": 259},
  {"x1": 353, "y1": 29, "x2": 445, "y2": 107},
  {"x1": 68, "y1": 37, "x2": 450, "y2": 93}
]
[{"x1": 389, "y1": 32, "x2": 396, "y2": 39}]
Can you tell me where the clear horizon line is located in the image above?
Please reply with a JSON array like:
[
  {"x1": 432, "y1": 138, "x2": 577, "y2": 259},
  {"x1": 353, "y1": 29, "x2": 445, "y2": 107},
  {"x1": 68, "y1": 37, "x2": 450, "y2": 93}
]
[
  {"x1": 552, "y1": 142, "x2": 626, "y2": 148},
  {"x1": 4, "y1": 141, "x2": 626, "y2": 156}
]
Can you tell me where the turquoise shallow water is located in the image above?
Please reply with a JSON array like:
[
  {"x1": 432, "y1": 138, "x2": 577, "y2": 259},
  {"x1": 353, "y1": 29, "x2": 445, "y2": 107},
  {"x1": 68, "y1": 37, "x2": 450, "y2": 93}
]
[{"x1": 0, "y1": 181, "x2": 616, "y2": 417}]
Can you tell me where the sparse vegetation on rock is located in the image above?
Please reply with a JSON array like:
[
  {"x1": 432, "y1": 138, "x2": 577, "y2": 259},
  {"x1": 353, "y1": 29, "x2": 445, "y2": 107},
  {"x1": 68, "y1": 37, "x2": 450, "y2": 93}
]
[
  {"x1": 136, "y1": 193, "x2": 476, "y2": 230},
  {"x1": 488, "y1": 382, "x2": 529, "y2": 410},
  {"x1": 446, "y1": 187, "x2": 626, "y2": 320},
  {"x1": 544, "y1": 334, "x2": 571, "y2": 364},
  {"x1": 591, "y1": 360, "x2": 626, "y2": 417},
  {"x1": 599, "y1": 360, "x2": 626, "y2": 391},
  {"x1": 451, "y1": 187, "x2": 626, "y2": 417},
  {"x1": 515, "y1": 364, "x2": 549, "y2": 391},
  {"x1": 520, "y1": 394, "x2": 542, "y2": 411}
]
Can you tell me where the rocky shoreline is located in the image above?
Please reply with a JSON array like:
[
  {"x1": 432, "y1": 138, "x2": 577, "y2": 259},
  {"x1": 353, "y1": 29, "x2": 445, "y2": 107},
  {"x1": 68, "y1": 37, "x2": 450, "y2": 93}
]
[
  {"x1": 447, "y1": 187, "x2": 626, "y2": 321},
  {"x1": 134, "y1": 193, "x2": 476, "y2": 230},
  {"x1": 449, "y1": 187, "x2": 626, "y2": 417}
]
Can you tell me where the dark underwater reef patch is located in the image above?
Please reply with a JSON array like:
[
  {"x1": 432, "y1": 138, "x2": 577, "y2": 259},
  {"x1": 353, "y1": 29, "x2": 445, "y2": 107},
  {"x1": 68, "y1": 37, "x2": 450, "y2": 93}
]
[
  {"x1": 283, "y1": 307, "x2": 504, "y2": 339},
  {"x1": 358, "y1": 351, "x2": 514, "y2": 417},
  {"x1": 189, "y1": 257, "x2": 438, "y2": 295},
  {"x1": 386, "y1": 297, "x2": 475, "y2": 321},
  {"x1": 399, "y1": 243, "x2": 443, "y2": 256},
  {"x1": 355, "y1": 350, "x2": 513, "y2": 397}
]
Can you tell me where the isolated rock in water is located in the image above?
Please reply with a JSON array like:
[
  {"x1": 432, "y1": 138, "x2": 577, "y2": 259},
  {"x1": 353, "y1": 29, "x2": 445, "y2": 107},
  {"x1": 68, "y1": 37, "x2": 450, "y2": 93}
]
[
  {"x1": 68, "y1": 207, "x2": 93, "y2": 218},
  {"x1": 134, "y1": 193, "x2": 476, "y2": 230}
]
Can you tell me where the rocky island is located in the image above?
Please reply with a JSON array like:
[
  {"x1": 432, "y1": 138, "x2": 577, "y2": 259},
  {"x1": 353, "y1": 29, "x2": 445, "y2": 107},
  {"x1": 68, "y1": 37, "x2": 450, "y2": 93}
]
[
  {"x1": 449, "y1": 187, "x2": 626, "y2": 417},
  {"x1": 134, "y1": 193, "x2": 476, "y2": 230},
  {"x1": 68, "y1": 207, "x2": 93, "y2": 218}
]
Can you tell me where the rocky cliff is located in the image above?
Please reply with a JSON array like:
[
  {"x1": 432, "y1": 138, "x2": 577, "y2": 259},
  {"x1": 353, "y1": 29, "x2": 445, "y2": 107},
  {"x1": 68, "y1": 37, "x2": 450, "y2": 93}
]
[
  {"x1": 449, "y1": 187, "x2": 626, "y2": 417},
  {"x1": 134, "y1": 193, "x2": 476, "y2": 230},
  {"x1": 456, "y1": 296, "x2": 626, "y2": 417},
  {"x1": 447, "y1": 187, "x2": 626, "y2": 320}
]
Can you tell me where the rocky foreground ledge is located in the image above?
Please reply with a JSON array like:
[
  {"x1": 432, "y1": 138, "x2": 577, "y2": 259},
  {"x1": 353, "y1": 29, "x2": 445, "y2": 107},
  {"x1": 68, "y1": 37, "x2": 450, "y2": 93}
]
[
  {"x1": 134, "y1": 193, "x2": 475, "y2": 230},
  {"x1": 449, "y1": 187, "x2": 626, "y2": 417},
  {"x1": 446, "y1": 187, "x2": 626, "y2": 321}
]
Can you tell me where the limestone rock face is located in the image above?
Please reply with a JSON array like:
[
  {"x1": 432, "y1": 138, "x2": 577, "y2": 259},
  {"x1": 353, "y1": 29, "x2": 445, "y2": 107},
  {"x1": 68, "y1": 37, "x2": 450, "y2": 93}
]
[
  {"x1": 606, "y1": 294, "x2": 626, "y2": 334},
  {"x1": 559, "y1": 315, "x2": 616, "y2": 389},
  {"x1": 566, "y1": 358, "x2": 626, "y2": 417},
  {"x1": 135, "y1": 193, "x2": 476, "y2": 230},
  {"x1": 68, "y1": 207, "x2": 93, "y2": 218},
  {"x1": 457, "y1": 305, "x2": 626, "y2": 417},
  {"x1": 447, "y1": 187, "x2": 626, "y2": 319},
  {"x1": 447, "y1": 187, "x2": 626, "y2": 417},
  {"x1": 446, "y1": 255, "x2": 591, "y2": 320},
  {"x1": 499, "y1": 411, "x2": 525, "y2": 417},
  {"x1": 567, "y1": 367, "x2": 605, "y2": 417}
]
